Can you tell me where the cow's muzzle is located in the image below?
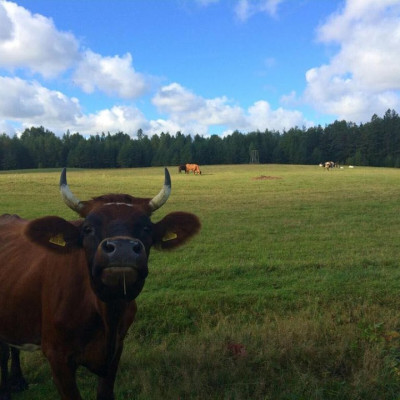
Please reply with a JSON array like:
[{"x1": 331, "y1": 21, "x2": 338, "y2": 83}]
[{"x1": 96, "y1": 237, "x2": 149, "y2": 287}]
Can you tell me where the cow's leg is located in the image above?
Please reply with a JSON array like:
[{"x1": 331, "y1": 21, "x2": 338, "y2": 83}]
[
  {"x1": 45, "y1": 352, "x2": 82, "y2": 400},
  {"x1": 96, "y1": 346, "x2": 123, "y2": 400},
  {"x1": 0, "y1": 343, "x2": 10, "y2": 400},
  {"x1": 9, "y1": 348, "x2": 28, "y2": 392}
]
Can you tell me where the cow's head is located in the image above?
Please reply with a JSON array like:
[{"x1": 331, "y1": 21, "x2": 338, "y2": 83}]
[{"x1": 25, "y1": 168, "x2": 200, "y2": 302}]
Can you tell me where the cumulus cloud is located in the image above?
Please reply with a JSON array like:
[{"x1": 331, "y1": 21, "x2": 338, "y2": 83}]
[
  {"x1": 0, "y1": 1, "x2": 152, "y2": 134},
  {"x1": 152, "y1": 83, "x2": 311, "y2": 135},
  {"x1": 0, "y1": 73, "x2": 310, "y2": 138},
  {"x1": 246, "y1": 101, "x2": 308, "y2": 131},
  {"x1": 0, "y1": 1, "x2": 12, "y2": 40},
  {"x1": 77, "y1": 106, "x2": 148, "y2": 135},
  {"x1": 0, "y1": 76, "x2": 82, "y2": 129},
  {"x1": 0, "y1": 0, "x2": 311, "y2": 137},
  {"x1": 304, "y1": 0, "x2": 400, "y2": 122},
  {"x1": 152, "y1": 83, "x2": 244, "y2": 134},
  {"x1": 147, "y1": 119, "x2": 185, "y2": 137},
  {"x1": 152, "y1": 83, "x2": 204, "y2": 115},
  {"x1": 153, "y1": 83, "x2": 244, "y2": 126},
  {"x1": 234, "y1": 0, "x2": 285, "y2": 21},
  {"x1": 73, "y1": 51, "x2": 149, "y2": 99},
  {"x1": 0, "y1": 76, "x2": 150, "y2": 136},
  {"x1": 0, "y1": 1, "x2": 149, "y2": 99},
  {"x1": 0, "y1": 0, "x2": 79, "y2": 77}
]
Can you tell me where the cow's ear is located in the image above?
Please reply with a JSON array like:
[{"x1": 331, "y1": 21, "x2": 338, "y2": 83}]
[
  {"x1": 25, "y1": 216, "x2": 82, "y2": 253},
  {"x1": 153, "y1": 212, "x2": 200, "y2": 250}
]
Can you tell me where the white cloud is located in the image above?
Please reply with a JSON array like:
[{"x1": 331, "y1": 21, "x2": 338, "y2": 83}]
[
  {"x1": 0, "y1": 76, "x2": 81, "y2": 122},
  {"x1": 0, "y1": 1, "x2": 79, "y2": 77},
  {"x1": 0, "y1": 1, "x2": 12, "y2": 40},
  {"x1": 153, "y1": 83, "x2": 244, "y2": 127},
  {"x1": 152, "y1": 83, "x2": 245, "y2": 134},
  {"x1": 152, "y1": 82, "x2": 204, "y2": 115},
  {"x1": 280, "y1": 90, "x2": 298, "y2": 107},
  {"x1": 246, "y1": 100, "x2": 309, "y2": 131},
  {"x1": 0, "y1": 1, "x2": 152, "y2": 135},
  {"x1": 78, "y1": 106, "x2": 147, "y2": 136},
  {"x1": 0, "y1": 0, "x2": 311, "y2": 137},
  {"x1": 0, "y1": 1, "x2": 149, "y2": 99},
  {"x1": 148, "y1": 119, "x2": 184, "y2": 136},
  {"x1": 152, "y1": 83, "x2": 310, "y2": 134},
  {"x1": 235, "y1": 0, "x2": 251, "y2": 21},
  {"x1": 0, "y1": 75, "x2": 150, "y2": 136},
  {"x1": 73, "y1": 51, "x2": 149, "y2": 99},
  {"x1": 234, "y1": 0, "x2": 284, "y2": 21},
  {"x1": 304, "y1": 0, "x2": 400, "y2": 122},
  {"x1": 0, "y1": 75, "x2": 311, "y2": 138}
]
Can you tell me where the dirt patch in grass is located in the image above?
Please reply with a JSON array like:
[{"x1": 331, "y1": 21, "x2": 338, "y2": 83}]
[{"x1": 252, "y1": 175, "x2": 282, "y2": 180}]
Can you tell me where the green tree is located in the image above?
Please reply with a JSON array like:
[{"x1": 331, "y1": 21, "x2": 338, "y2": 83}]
[
  {"x1": 0, "y1": 134, "x2": 31, "y2": 169},
  {"x1": 20, "y1": 126, "x2": 62, "y2": 168}
]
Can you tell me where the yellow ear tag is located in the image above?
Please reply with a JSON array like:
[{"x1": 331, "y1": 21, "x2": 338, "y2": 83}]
[
  {"x1": 49, "y1": 233, "x2": 66, "y2": 247},
  {"x1": 162, "y1": 231, "x2": 178, "y2": 242}
]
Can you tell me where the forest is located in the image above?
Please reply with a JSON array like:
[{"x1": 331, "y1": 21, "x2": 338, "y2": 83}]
[{"x1": 0, "y1": 109, "x2": 399, "y2": 170}]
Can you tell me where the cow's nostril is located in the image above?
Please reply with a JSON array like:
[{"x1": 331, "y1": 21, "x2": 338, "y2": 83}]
[
  {"x1": 132, "y1": 241, "x2": 142, "y2": 254},
  {"x1": 102, "y1": 241, "x2": 116, "y2": 254}
]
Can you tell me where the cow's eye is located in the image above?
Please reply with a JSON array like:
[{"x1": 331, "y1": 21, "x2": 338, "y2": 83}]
[
  {"x1": 83, "y1": 225, "x2": 94, "y2": 235},
  {"x1": 143, "y1": 226, "x2": 152, "y2": 234}
]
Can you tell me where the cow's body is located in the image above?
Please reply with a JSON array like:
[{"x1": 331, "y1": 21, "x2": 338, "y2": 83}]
[
  {"x1": 185, "y1": 164, "x2": 201, "y2": 175},
  {"x1": 178, "y1": 164, "x2": 186, "y2": 173},
  {"x1": 0, "y1": 214, "x2": 132, "y2": 372},
  {"x1": 0, "y1": 169, "x2": 200, "y2": 400},
  {"x1": 324, "y1": 161, "x2": 335, "y2": 171}
]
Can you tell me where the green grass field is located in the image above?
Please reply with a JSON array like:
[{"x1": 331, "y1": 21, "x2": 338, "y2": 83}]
[{"x1": 1, "y1": 164, "x2": 400, "y2": 399}]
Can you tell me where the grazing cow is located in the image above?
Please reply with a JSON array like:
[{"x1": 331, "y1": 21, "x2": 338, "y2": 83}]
[
  {"x1": 0, "y1": 168, "x2": 200, "y2": 400},
  {"x1": 324, "y1": 161, "x2": 335, "y2": 171},
  {"x1": 178, "y1": 164, "x2": 186, "y2": 173},
  {"x1": 185, "y1": 164, "x2": 201, "y2": 175}
]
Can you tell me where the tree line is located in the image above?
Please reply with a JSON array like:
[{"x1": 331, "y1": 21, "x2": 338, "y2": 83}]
[{"x1": 1, "y1": 109, "x2": 400, "y2": 170}]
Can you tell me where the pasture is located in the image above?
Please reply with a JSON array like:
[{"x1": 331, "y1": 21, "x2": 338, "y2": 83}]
[{"x1": 1, "y1": 164, "x2": 400, "y2": 399}]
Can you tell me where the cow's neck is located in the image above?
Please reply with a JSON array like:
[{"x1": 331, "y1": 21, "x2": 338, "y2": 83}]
[{"x1": 97, "y1": 299, "x2": 128, "y2": 364}]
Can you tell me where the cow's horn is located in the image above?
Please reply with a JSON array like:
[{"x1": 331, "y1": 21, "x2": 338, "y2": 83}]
[
  {"x1": 149, "y1": 168, "x2": 171, "y2": 211},
  {"x1": 59, "y1": 168, "x2": 84, "y2": 213}
]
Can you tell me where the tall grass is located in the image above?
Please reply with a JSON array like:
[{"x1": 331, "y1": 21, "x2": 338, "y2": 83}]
[{"x1": 1, "y1": 165, "x2": 400, "y2": 399}]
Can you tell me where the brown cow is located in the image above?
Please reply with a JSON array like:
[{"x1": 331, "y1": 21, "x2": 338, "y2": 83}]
[
  {"x1": 0, "y1": 168, "x2": 200, "y2": 400},
  {"x1": 185, "y1": 163, "x2": 201, "y2": 175}
]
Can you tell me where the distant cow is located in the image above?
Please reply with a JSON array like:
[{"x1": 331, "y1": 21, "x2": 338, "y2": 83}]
[
  {"x1": 185, "y1": 164, "x2": 201, "y2": 175},
  {"x1": 324, "y1": 161, "x2": 335, "y2": 171},
  {"x1": 0, "y1": 168, "x2": 200, "y2": 400},
  {"x1": 178, "y1": 164, "x2": 186, "y2": 173}
]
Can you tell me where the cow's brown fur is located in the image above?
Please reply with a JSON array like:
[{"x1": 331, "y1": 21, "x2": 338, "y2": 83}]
[
  {"x1": 185, "y1": 163, "x2": 201, "y2": 175},
  {"x1": 0, "y1": 170, "x2": 200, "y2": 400}
]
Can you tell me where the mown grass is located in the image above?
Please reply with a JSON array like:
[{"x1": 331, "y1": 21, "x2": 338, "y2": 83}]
[{"x1": 1, "y1": 164, "x2": 400, "y2": 399}]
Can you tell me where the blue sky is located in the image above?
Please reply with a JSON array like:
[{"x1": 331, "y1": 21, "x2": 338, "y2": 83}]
[{"x1": 0, "y1": 0, "x2": 399, "y2": 137}]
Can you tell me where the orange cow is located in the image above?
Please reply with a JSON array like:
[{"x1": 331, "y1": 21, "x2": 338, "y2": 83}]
[{"x1": 185, "y1": 164, "x2": 201, "y2": 175}]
